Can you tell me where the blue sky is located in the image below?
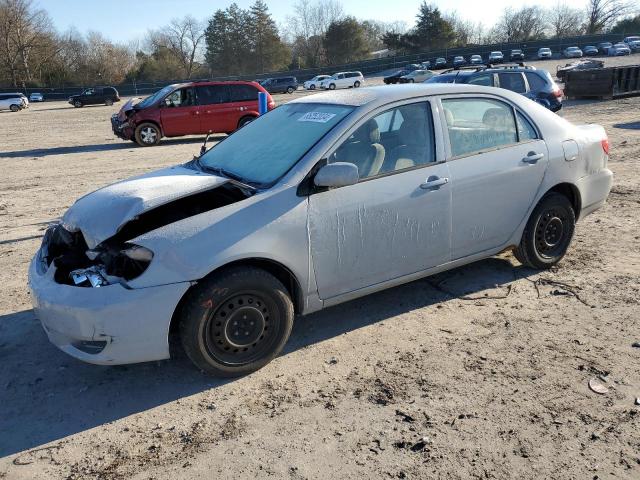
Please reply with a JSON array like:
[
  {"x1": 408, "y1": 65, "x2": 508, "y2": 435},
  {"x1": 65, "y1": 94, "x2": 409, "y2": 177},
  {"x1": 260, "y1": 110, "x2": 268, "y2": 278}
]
[{"x1": 41, "y1": 0, "x2": 589, "y2": 44}]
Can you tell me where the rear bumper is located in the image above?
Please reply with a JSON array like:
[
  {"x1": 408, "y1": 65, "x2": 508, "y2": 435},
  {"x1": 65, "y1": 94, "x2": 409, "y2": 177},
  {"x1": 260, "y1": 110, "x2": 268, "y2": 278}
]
[
  {"x1": 29, "y1": 254, "x2": 191, "y2": 365},
  {"x1": 577, "y1": 168, "x2": 613, "y2": 219}
]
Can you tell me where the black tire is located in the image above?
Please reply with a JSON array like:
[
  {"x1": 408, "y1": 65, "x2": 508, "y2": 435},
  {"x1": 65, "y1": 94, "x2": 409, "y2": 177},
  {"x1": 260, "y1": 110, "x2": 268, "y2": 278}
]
[
  {"x1": 514, "y1": 192, "x2": 576, "y2": 269},
  {"x1": 9, "y1": 104, "x2": 19, "y2": 112},
  {"x1": 237, "y1": 116, "x2": 255, "y2": 129},
  {"x1": 354, "y1": 80, "x2": 361, "y2": 88},
  {"x1": 134, "y1": 122, "x2": 161, "y2": 146},
  {"x1": 178, "y1": 266, "x2": 294, "y2": 377},
  {"x1": 409, "y1": 78, "x2": 414, "y2": 83},
  {"x1": 286, "y1": 86, "x2": 295, "y2": 94},
  {"x1": 329, "y1": 83, "x2": 336, "y2": 90},
  {"x1": 105, "y1": 98, "x2": 113, "y2": 106},
  {"x1": 309, "y1": 84, "x2": 316, "y2": 90},
  {"x1": 73, "y1": 100, "x2": 82, "y2": 108}
]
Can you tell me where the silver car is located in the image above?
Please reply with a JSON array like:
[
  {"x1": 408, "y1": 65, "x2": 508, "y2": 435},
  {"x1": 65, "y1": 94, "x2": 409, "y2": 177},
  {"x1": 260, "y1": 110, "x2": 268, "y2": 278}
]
[{"x1": 29, "y1": 84, "x2": 613, "y2": 376}]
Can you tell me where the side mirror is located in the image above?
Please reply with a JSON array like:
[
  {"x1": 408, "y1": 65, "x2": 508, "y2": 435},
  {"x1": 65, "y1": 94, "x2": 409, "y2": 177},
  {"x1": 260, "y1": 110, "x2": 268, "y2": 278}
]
[{"x1": 313, "y1": 162, "x2": 359, "y2": 188}]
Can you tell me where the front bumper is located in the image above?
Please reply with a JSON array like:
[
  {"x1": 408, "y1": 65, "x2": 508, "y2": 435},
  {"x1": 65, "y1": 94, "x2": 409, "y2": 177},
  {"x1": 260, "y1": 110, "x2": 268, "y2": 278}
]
[
  {"x1": 28, "y1": 253, "x2": 191, "y2": 365},
  {"x1": 111, "y1": 115, "x2": 134, "y2": 140}
]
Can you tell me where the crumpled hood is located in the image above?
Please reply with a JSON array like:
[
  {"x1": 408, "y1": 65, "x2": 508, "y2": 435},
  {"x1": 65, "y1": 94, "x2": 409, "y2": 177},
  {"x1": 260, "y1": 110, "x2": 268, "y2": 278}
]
[
  {"x1": 62, "y1": 165, "x2": 229, "y2": 249},
  {"x1": 117, "y1": 98, "x2": 141, "y2": 120}
]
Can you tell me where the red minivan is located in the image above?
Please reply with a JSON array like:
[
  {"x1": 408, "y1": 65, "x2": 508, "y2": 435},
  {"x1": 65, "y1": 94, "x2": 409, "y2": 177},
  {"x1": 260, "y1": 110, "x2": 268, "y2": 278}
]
[{"x1": 111, "y1": 81, "x2": 275, "y2": 146}]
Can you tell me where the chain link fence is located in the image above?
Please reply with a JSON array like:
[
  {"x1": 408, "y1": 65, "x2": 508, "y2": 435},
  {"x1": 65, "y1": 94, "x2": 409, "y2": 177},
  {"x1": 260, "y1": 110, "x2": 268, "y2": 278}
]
[{"x1": 1, "y1": 33, "x2": 633, "y2": 100}]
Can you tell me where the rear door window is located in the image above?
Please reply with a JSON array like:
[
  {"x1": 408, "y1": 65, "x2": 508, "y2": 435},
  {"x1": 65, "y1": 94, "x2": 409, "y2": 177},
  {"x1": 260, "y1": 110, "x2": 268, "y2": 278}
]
[
  {"x1": 442, "y1": 97, "x2": 518, "y2": 157},
  {"x1": 498, "y1": 73, "x2": 526, "y2": 93},
  {"x1": 229, "y1": 85, "x2": 259, "y2": 102},
  {"x1": 524, "y1": 72, "x2": 546, "y2": 91},
  {"x1": 196, "y1": 85, "x2": 229, "y2": 105},
  {"x1": 467, "y1": 74, "x2": 494, "y2": 86}
]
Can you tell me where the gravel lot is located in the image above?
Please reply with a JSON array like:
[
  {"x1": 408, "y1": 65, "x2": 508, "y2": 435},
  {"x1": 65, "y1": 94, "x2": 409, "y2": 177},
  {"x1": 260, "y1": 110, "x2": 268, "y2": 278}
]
[{"x1": 1, "y1": 55, "x2": 639, "y2": 479}]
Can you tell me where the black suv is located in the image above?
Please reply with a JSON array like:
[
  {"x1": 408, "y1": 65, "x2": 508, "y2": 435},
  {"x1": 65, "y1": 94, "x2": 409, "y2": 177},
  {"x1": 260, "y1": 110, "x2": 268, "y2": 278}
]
[
  {"x1": 383, "y1": 69, "x2": 410, "y2": 84},
  {"x1": 425, "y1": 65, "x2": 563, "y2": 112},
  {"x1": 69, "y1": 87, "x2": 120, "y2": 107},
  {"x1": 260, "y1": 76, "x2": 298, "y2": 94}
]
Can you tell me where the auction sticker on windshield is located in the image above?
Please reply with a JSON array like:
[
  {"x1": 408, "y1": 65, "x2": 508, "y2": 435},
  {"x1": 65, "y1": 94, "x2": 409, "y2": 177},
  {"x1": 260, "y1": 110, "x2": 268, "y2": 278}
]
[{"x1": 298, "y1": 112, "x2": 337, "y2": 123}]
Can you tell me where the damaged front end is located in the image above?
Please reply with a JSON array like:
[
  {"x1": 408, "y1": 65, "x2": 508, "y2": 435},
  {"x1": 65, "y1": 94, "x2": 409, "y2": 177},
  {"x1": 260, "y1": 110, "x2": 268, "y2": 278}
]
[{"x1": 41, "y1": 224, "x2": 153, "y2": 288}]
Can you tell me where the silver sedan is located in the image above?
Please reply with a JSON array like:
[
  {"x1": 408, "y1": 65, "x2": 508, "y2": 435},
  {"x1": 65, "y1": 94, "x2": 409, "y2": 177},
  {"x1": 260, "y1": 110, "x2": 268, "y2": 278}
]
[{"x1": 29, "y1": 84, "x2": 613, "y2": 376}]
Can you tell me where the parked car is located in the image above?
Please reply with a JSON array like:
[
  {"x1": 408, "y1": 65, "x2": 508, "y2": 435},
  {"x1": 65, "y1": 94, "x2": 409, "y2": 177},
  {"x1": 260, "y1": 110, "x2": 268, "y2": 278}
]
[
  {"x1": 608, "y1": 43, "x2": 631, "y2": 56},
  {"x1": 537, "y1": 48, "x2": 552, "y2": 59},
  {"x1": 384, "y1": 70, "x2": 409, "y2": 84},
  {"x1": 0, "y1": 92, "x2": 28, "y2": 111},
  {"x1": 434, "y1": 57, "x2": 447, "y2": 69},
  {"x1": 319, "y1": 71, "x2": 364, "y2": 90},
  {"x1": 425, "y1": 65, "x2": 563, "y2": 112},
  {"x1": 488, "y1": 51, "x2": 504, "y2": 63},
  {"x1": 260, "y1": 76, "x2": 298, "y2": 94},
  {"x1": 398, "y1": 69, "x2": 435, "y2": 83},
  {"x1": 303, "y1": 75, "x2": 331, "y2": 90},
  {"x1": 597, "y1": 42, "x2": 613, "y2": 54},
  {"x1": 563, "y1": 46, "x2": 583, "y2": 58},
  {"x1": 404, "y1": 64, "x2": 422, "y2": 71},
  {"x1": 583, "y1": 45, "x2": 598, "y2": 56},
  {"x1": 452, "y1": 56, "x2": 466, "y2": 67},
  {"x1": 111, "y1": 81, "x2": 275, "y2": 147},
  {"x1": 29, "y1": 92, "x2": 44, "y2": 102},
  {"x1": 623, "y1": 35, "x2": 640, "y2": 51},
  {"x1": 29, "y1": 84, "x2": 613, "y2": 376},
  {"x1": 470, "y1": 55, "x2": 483, "y2": 65},
  {"x1": 69, "y1": 86, "x2": 120, "y2": 108},
  {"x1": 510, "y1": 49, "x2": 525, "y2": 61},
  {"x1": 420, "y1": 60, "x2": 431, "y2": 69}
]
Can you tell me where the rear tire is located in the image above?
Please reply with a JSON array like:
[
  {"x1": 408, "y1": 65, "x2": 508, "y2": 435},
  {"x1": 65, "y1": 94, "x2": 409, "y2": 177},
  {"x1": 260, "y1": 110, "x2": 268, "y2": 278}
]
[
  {"x1": 237, "y1": 116, "x2": 255, "y2": 129},
  {"x1": 9, "y1": 104, "x2": 19, "y2": 112},
  {"x1": 178, "y1": 266, "x2": 294, "y2": 377},
  {"x1": 514, "y1": 192, "x2": 575, "y2": 269},
  {"x1": 105, "y1": 99, "x2": 113, "y2": 106},
  {"x1": 134, "y1": 122, "x2": 161, "y2": 147}
]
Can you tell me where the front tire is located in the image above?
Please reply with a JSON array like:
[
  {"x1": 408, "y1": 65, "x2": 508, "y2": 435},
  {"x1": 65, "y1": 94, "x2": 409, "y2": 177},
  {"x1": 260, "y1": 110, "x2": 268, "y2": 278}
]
[
  {"x1": 514, "y1": 192, "x2": 576, "y2": 269},
  {"x1": 9, "y1": 104, "x2": 19, "y2": 112},
  {"x1": 134, "y1": 122, "x2": 161, "y2": 147},
  {"x1": 73, "y1": 100, "x2": 82, "y2": 108},
  {"x1": 286, "y1": 86, "x2": 295, "y2": 94},
  {"x1": 329, "y1": 83, "x2": 336, "y2": 90},
  {"x1": 354, "y1": 80, "x2": 361, "y2": 88},
  {"x1": 178, "y1": 267, "x2": 294, "y2": 377},
  {"x1": 309, "y1": 84, "x2": 316, "y2": 90}
]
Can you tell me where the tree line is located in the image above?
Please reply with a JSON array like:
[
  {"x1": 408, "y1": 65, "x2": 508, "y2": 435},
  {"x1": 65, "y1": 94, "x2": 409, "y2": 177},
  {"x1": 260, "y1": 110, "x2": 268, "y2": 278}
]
[{"x1": 0, "y1": 0, "x2": 637, "y2": 89}]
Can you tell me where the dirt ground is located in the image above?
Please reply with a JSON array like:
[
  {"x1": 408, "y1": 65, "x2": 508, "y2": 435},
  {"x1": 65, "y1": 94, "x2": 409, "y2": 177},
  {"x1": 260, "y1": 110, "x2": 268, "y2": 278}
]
[{"x1": 1, "y1": 56, "x2": 639, "y2": 479}]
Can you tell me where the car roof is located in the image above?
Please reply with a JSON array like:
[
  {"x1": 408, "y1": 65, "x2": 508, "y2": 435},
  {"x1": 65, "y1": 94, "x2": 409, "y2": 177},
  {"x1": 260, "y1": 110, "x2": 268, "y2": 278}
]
[{"x1": 289, "y1": 83, "x2": 523, "y2": 108}]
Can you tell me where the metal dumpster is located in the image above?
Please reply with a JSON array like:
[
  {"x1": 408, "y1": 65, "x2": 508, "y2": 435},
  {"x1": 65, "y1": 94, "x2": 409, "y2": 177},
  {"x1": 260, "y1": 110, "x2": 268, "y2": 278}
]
[{"x1": 565, "y1": 64, "x2": 640, "y2": 99}]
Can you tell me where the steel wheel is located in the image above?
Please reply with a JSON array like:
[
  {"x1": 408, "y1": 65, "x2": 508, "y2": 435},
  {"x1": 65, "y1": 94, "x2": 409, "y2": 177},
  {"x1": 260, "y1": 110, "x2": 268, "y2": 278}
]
[
  {"x1": 203, "y1": 292, "x2": 280, "y2": 366},
  {"x1": 533, "y1": 208, "x2": 570, "y2": 259}
]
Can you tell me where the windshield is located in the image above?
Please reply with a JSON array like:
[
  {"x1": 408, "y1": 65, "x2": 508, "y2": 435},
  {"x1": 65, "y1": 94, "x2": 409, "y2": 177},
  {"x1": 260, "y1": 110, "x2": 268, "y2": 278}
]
[
  {"x1": 198, "y1": 103, "x2": 354, "y2": 186},
  {"x1": 137, "y1": 85, "x2": 175, "y2": 109}
]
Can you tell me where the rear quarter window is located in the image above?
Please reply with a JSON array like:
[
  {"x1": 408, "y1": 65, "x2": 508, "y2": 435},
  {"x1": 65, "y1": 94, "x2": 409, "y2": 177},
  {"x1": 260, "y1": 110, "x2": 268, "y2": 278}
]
[
  {"x1": 229, "y1": 85, "x2": 259, "y2": 102},
  {"x1": 525, "y1": 72, "x2": 547, "y2": 91},
  {"x1": 498, "y1": 73, "x2": 526, "y2": 93}
]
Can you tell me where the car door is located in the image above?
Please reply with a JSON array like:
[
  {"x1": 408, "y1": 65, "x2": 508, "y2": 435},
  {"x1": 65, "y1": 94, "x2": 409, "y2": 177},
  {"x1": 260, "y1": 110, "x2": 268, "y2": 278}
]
[
  {"x1": 308, "y1": 100, "x2": 451, "y2": 300},
  {"x1": 160, "y1": 87, "x2": 200, "y2": 136},
  {"x1": 196, "y1": 84, "x2": 235, "y2": 134},
  {"x1": 227, "y1": 84, "x2": 259, "y2": 128},
  {"x1": 440, "y1": 95, "x2": 548, "y2": 259}
]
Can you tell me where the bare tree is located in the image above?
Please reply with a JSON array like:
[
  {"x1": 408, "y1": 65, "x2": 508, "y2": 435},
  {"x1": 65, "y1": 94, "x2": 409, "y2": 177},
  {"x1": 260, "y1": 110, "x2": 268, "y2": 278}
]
[
  {"x1": 445, "y1": 11, "x2": 484, "y2": 46},
  {"x1": 585, "y1": 0, "x2": 632, "y2": 33},
  {"x1": 284, "y1": 0, "x2": 344, "y2": 66},
  {"x1": 550, "y1": 3, "x2": 584, "y2": 38},
  {"x1": 163, "y1": 16, "x2": 205, "y2": 79},
  {"x1": 488, "y1": 6, "x2": 548, "y2": 42}
]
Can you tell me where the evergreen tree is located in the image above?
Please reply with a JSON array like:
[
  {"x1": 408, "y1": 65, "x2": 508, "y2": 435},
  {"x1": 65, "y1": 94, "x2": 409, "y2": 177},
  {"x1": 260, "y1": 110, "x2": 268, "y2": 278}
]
[
  {"x1": 323, "y1": 17, "x2": 369, "y2": 65},
  {"x1": 249, "y1": 0, "x2": 290, "y2": 73}
]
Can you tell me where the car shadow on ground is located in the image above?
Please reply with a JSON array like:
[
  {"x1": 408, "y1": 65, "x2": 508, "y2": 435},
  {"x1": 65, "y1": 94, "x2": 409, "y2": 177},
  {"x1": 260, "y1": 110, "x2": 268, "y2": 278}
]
[
  {"x1": 613, "y1": 121, "x2": 640, "y2": 130},
  {"x1": 0, "y1": 256, "x2": 532, "y2": 457},
  {"x1": 1, "y1": 137, "x2": 223, "y2": 159}
]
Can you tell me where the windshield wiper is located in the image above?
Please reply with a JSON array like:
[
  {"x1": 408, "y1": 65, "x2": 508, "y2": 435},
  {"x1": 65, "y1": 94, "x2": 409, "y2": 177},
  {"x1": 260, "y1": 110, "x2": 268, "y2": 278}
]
[{"x1": 196, "y1": 161, "x2": 258, "y2": 190}]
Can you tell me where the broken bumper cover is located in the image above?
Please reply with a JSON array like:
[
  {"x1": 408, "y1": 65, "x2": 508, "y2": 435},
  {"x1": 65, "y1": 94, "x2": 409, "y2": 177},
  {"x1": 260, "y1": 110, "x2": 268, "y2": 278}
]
[
  {"x1": 111, "y1": 115, "x2": 133, "y2": 140},
  {"x1": 28, "y1": 255, "x2": 191, "y2": 365}
]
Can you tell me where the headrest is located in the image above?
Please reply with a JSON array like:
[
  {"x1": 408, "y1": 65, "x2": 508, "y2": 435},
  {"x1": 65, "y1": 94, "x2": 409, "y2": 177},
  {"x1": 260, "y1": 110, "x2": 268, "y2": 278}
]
[
  {"x1": 482, "y1": 108, "x2": 509, "y2": 127},
  {"x1": 444, "y1": 108, "x2": 454, "y2": 125},
  {"x1": 354, "y1": 119, "x2": 380, "y2": 144}
]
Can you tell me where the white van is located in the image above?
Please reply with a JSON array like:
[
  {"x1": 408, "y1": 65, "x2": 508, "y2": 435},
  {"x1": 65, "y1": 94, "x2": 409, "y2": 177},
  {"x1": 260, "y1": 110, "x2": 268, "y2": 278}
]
[
  {"x1": 319, "y1": 71, "x2": 364, "y2": 90},
  {"x1": 0, "y1": 92, "x2": 28, "y2": 111}
]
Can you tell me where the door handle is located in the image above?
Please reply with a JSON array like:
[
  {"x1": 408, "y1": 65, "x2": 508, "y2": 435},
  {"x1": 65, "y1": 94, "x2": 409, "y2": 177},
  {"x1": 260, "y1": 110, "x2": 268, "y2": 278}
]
[
  {"x1": 192, "y1": 110, "x2": 200, "y2": 115},
  {"x1": 522, "y1": 152, "x2": 544, "y2": 164},
  {"x1": 420, "y1": 176, "x2": 449, "y2": 190}
]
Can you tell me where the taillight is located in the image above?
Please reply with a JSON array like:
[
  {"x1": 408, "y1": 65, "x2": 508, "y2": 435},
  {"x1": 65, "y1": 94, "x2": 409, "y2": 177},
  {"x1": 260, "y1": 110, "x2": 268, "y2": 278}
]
[
  {"x1": 552, "y1": 87, "x2": 563, "y2": 98},
  {"x1": 601, "y1": 138, "x2": 610, "y2": 155}
]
